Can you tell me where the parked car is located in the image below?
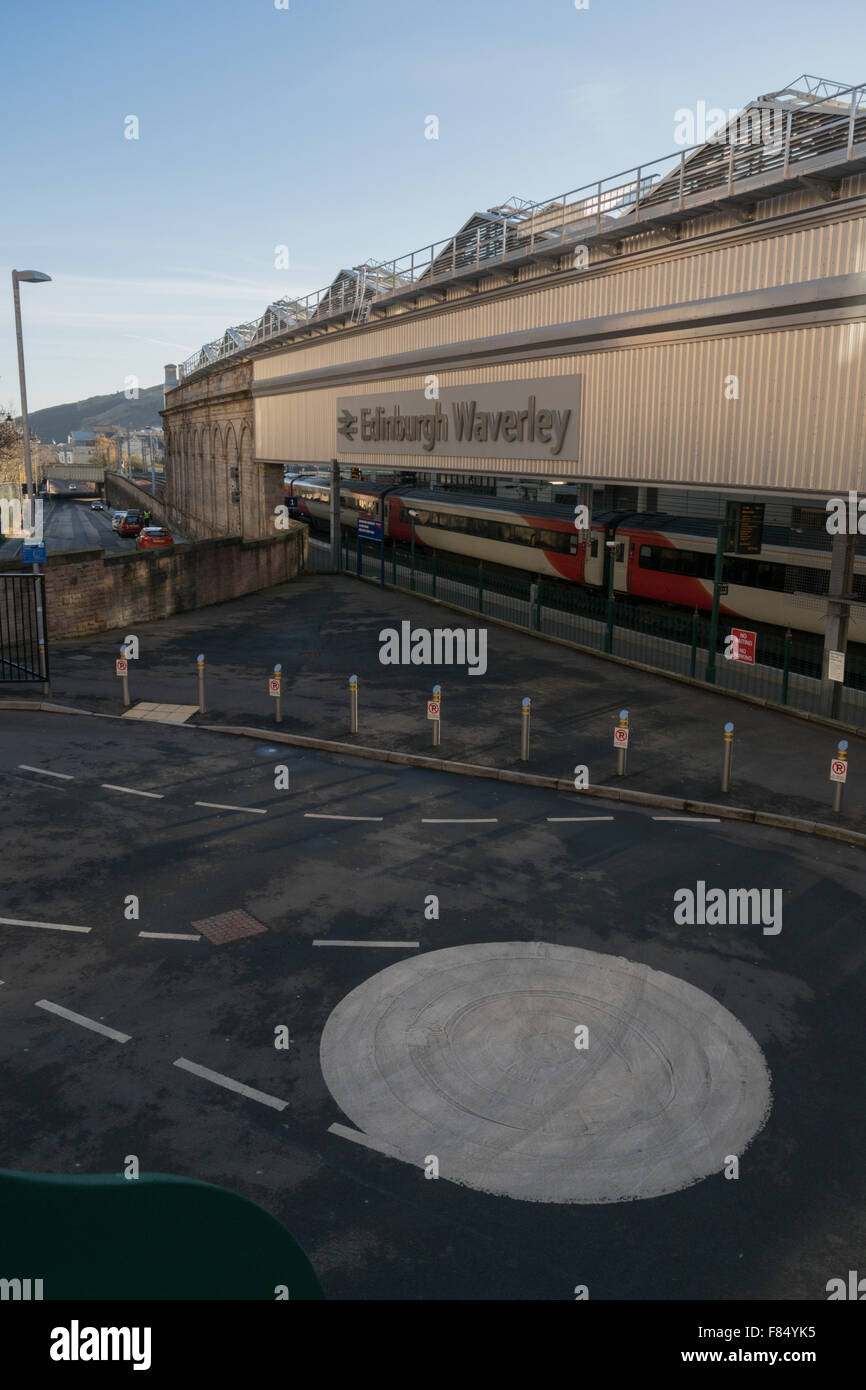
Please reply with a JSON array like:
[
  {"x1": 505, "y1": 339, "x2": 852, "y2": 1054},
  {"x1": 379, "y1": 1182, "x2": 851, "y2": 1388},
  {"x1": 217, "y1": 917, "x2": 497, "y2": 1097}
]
[
  {"x1": 136, "y1": 527, "x2": 174, "y2": 550},
  {"x1": 119, "y1": 512, "x2": 145, "y2": 537},
  {"x1": 90, "y1": 501, "x2": 105, "y2": 511}
]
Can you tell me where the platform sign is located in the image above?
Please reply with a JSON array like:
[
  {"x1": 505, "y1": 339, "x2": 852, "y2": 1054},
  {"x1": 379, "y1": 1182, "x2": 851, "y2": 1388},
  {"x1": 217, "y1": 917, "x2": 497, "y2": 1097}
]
[
  {"x1": 830, "y1": 758, "x2": 848, "y2": 783},
  {"x1": 730, "y1": 627, "x2": 756, "y2": 664},
  {"x1": 613, "y1": 726, "x2": 629, "y2": 747},
  {"x1": 427, "y1": 699, "x2": 440, "y2": 721},
  {"x1": 828, "y1": 650, "x2": 846, "y2": 683},
  {"x1": 269, "y1": 678, "x2": 281, "y2": 697},
  {"x1": 726, "y1": 502, "x2": 764, "y2": 555},
  {"x1": 22, "y1": 541, "x2": 46, "y2": 563},
  {"x1": 358, "y1": 519, "x2": 383, "y2": 541},
  {"x1": 115, "y1": 658, "x2": 127, "y2": 676}
]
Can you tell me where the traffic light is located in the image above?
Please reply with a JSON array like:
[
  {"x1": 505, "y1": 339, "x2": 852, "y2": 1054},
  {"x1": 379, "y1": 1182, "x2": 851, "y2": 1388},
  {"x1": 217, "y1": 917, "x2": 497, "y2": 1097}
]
[{"x1": 350, "y1": 468, "x2": 361, "y2": 479}]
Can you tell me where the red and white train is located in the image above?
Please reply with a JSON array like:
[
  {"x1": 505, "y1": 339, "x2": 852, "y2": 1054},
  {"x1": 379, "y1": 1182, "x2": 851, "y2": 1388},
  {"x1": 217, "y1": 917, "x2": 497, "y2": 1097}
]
[{"x1": 288, "y1": 477, "x2": 866, "y2": 641}]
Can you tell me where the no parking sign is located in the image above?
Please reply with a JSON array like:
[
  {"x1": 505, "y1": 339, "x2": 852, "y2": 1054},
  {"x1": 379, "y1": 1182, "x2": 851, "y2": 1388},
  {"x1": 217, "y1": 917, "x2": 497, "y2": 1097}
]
[
  {"x1": 830, "y1": 758, "x2": 847, "y2": 783},
  {"x1": 427, "y1": 699, "x2": 440, "y2": 721}
]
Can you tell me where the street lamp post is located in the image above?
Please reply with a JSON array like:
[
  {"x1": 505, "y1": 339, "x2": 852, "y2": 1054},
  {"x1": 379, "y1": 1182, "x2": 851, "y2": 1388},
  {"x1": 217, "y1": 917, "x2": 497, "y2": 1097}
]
[{"x1": 12, "y1": 269, "x2": 52, "y2": 569}]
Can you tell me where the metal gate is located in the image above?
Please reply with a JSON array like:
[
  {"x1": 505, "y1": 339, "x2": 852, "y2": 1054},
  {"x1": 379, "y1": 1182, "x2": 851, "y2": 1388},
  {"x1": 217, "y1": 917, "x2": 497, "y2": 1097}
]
[{"x1": 0, "y1": 573, "x2": 49, "y2": 684}]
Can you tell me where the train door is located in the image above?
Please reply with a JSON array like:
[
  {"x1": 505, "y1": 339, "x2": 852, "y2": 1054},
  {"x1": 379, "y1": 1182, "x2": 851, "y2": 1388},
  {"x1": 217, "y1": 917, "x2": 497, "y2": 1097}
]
[{"x1": 612, "y1": 535, "x2": 630, "y2": 593}]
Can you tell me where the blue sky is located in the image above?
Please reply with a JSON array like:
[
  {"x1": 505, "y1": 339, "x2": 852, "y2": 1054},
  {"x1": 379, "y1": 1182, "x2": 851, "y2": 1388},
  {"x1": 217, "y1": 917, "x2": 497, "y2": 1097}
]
[{"x1": 1, "y1": 0, "x2": 863, "y2": 417}]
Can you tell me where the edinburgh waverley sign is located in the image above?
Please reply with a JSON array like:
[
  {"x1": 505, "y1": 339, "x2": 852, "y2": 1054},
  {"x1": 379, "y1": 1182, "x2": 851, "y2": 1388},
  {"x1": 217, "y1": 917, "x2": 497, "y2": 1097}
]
[{"x1": 336, "y1": 376, "x2": 580, "y2": 461}]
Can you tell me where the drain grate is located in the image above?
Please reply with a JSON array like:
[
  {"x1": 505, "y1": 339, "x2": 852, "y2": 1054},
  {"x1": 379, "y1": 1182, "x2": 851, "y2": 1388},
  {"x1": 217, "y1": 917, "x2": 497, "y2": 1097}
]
[{"x1": 191, "y1": 909, "x2": 269, "y2": 946}]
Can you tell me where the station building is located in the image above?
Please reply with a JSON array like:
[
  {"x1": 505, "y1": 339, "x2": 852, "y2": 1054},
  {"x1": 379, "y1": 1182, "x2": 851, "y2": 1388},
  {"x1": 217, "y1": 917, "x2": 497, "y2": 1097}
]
[{"x1": 161, "y1": 74, "x2": 866, "y2": 650}]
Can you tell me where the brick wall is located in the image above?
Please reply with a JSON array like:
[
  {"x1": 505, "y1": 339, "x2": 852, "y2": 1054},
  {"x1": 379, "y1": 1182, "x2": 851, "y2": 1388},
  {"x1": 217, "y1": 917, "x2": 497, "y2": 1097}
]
[{"x1": 0, "y1": 527, "x2": 307, "y2": 639}]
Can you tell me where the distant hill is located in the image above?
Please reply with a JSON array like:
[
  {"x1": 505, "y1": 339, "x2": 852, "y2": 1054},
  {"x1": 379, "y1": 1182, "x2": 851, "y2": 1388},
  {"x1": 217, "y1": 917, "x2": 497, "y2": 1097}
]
[{"x1": 24, "y1": 383, "x2": 165, "y2": 443}]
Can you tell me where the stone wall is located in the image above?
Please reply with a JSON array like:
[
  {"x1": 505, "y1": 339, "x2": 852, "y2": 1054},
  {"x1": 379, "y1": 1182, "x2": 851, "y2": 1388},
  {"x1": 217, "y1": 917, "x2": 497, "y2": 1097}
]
[{"x1": 0, "y1": 526, "x2": 307, "y2": 640}]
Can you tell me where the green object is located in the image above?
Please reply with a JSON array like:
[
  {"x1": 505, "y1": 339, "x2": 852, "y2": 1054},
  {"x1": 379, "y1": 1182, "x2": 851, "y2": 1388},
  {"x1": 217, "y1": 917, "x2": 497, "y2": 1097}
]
[
  {"x1": 781, "y1": 629, "x2": 792, "y2": 704},
  {"x1": 534, "y1": 581, "x2": 542, "y2": 631},
  {"x1": 705, "y1": 522, "x2": 726, "y2": 684},
  {"x1": 0, "y1": 1167, "x2": 323, "y2": 1300},
  {"x1": 605, "y1": 544, "x2": 616, "y2": 654},
  {"x1": 391, "y1": 545, "x2": 397, "y2": 584}
]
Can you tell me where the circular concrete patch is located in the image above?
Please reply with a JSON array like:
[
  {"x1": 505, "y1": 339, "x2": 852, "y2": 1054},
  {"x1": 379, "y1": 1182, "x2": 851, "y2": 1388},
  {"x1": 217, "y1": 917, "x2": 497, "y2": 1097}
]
[{"x1": 320, "y1": 943, "x2": 772, "y2": 1203}]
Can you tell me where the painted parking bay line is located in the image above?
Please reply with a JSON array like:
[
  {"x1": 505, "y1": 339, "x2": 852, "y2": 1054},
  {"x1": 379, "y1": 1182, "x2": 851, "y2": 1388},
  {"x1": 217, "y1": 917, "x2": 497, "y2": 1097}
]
[
  {"x1": 138, "y1": 931, "x2": 202, "y2": 941},
  {"x1": 194, "y1": 801, "x2": 267, "y2": 815},
  {"x1": 18, "y1": 765, "x2": 73, "y2": 780},
  {"x1": 35, "y1": 999, "x2": 131, "y2": 1042},
  {"x1": 421, "y1": 818, "x2": 498, "y2": 824},
  {"x1": 304, "y1": 812, "x2": 384, "y2": 822},
  {"x1": 101, "y1": 783, "x2": 164, "y2": 799},
  {"x1": 652, "y1": 816, "x2": 721, "y2": 823},
  {"x1": 546, "y1": 816, "x2": 615, "y2": 822},
  {"x1": 314, "y1": 939, "x2": 420, "y2": 949},
  {"x1": 0, "y1": 916, "x2": 91, "y2": 934},
  {"x1": 173, "y1": 1057, "x2": 288, "y2": 1112}
]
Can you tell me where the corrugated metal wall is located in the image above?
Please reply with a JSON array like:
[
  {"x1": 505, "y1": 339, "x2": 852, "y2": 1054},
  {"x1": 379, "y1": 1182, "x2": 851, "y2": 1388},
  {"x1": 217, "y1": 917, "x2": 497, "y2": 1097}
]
[
  {"x1": 255, "y1": 205, "x2": 866, "y2": 381},
  {"x1": 256, "y1": 320, "x2": 866, "y2": 492}
]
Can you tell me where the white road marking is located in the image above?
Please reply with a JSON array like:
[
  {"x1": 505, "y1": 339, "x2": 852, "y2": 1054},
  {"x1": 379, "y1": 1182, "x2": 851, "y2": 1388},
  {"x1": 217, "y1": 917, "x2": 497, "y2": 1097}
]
[
  {"x1": 314, "y1": 939, "x2": 420, "y2": 948},
  {"x1": 652, "y1": 816, "x2": 721, "y2": 823},
  {"x1": 328, "y1": 1123, "x2": 413, "y2": 1164},
  {"x1": 138, "y1": 931, "x2": 202, "y2": 941},
  {"x1": 173, "y1": 1057, "x2": 288, "y2": 1111},
  {"x1": 304, "y1": 813, "x2": 384, "y2": 822},
  {"x1": 18, "y1": 765, "x2": 73, "y2": 780},
  {"x1": 101, "y1": 783, "x2": 164, "y2": 799},
  {"x1": 421, "y1": 818, "x2": 498, "y2": 824},
  {"x1": 35, "y1": 999, "x2": 131, "y2": 1042},
  {"x1": 546, "y1": 816, "x2": 615, "y2": 822},
  {"x1": 0, "y1": 916, "x2": 91, "y2": 934},
  {"x1": 194, "y1": 801, "x2": 267, "y2": 815}
]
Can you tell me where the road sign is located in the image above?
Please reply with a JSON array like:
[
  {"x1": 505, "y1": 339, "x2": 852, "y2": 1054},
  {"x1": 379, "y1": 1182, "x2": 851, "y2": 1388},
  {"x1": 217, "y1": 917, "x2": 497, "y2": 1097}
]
[
  {"x1": 116, "y1": 658, "x2": 127, "y2": 675},
  {"x1": 830, "y1": 758, "x2": 847, "y2": 783},
  {"x1": 730, "y1": 627, "x2": 756, "y2": 664},
  {"x1": 22, "y1": 542, "x2": 46, "y2": 563},
  {"x1": 613, "y1": 726, "x2": 629, "y2": 747},
  {"x1": 358, "y1": 519, "x2": 383, "y2": 541},
  {"x1": 828, "y1": 650, "x2": 846, "y2": 683},
  {"x1": 427, "y1": 700, "x2": 440, "y2": 720},
  {"x1": 269, "y1": 678, "x2": 281, "y2": 697}
]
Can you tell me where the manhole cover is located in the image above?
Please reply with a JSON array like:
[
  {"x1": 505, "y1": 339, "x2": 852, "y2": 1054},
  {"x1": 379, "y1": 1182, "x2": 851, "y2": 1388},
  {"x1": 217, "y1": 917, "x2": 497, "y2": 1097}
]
[
  {"x1": 191, "y1": 910, "x2": 269, "y2": 946},
  {"x1": 321, "y1": 942, "x2": 772, "y2": 1204}
]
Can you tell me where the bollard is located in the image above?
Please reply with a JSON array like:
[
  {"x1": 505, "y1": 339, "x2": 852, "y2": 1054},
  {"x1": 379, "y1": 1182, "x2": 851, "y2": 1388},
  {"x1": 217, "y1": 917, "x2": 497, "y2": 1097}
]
[
  {"x1": 521, "y1": 697, "x2": 531, "y2": 762},
  {"x1": 116, "y1": 648, "x2": 130, "y2": 707},
  {"x1": 197, "y1": 652, "x2": 206, "y2": 714},
  {"x1": 272, "y1": 663, "x2": 282, "y2": 724},
  {"x1": 831, "y1": 739, "x2": 848, "y2": 813},
  {"x1": 615, "y1": 708, "x2": 629, "y2": 776},
  {"x1": 349, "y1": 673, "x2": 359, "y2": 734},
  {"x1": 431, "y1": 684, "x2": 442, "y2": 747},
  {"x1": 721, "y1": 721, "x2": 734, "y2": 793}
]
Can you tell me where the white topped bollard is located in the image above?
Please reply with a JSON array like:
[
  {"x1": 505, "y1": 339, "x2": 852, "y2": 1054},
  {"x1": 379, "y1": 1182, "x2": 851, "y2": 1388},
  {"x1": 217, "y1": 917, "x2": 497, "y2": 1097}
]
[
  {"x1": 270, "y1": 663, "x2": 282, "y2": 724},
  {"x1": 349, "y1": 674, "x2": 359, "y2": 734},
  {"x1": 614, "y1": 709, "x2": 629, "y2": 776},
  {"x1": 116, "y1": 648, "x2": 130, "y2": 707},
  {"x1": 721, "y1": 721, "x2": 734, "y2": 793}
]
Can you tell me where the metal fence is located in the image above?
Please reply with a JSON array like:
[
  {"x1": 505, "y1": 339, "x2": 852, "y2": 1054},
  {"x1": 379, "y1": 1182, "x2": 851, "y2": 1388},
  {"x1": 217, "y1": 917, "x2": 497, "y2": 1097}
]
[
  {"x1": 0, "y1": 573, "x2": 49, "y2": 684},
  {"x1": 340, "y1": 537, "x2": 866, "y2": 726}
]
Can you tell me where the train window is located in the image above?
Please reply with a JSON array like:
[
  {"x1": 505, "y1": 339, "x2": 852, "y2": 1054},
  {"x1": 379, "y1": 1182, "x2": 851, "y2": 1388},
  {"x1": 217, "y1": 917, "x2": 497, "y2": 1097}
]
[{"x1": 591, "y1": 536, "x2": 599, "y2": 558}]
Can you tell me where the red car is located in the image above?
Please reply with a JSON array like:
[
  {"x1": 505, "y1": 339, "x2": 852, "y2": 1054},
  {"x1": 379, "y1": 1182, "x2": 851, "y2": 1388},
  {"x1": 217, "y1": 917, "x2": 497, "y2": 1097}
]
[
  {"x1": 119, "y1": 511, "x2": 145, "y2": 537},
  {"x1": 135, "y1": 526, "x2": 174, "y2": 549}
]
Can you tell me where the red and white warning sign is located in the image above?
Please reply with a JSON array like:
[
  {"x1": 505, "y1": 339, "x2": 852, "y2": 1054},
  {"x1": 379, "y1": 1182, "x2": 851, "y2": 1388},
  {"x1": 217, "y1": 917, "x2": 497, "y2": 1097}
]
[
  {"x1": 269, "y1": 678, "x2": 281, "y2": 697},
  {"x1": 427, "y1": 700, "x2": 440, "y2": 721},
  {"x1": 613, "y1": 726, "x2": 629, "y2": 747},
  {"x1": 730, "y1": 627, "x2": 757, "y2": 664},
  {"x1": 830, "y1": 758, "x2": 847, "y2": 783},
  {"x1": 116, "y1": 658, "x2": 127, "y2": 675}
]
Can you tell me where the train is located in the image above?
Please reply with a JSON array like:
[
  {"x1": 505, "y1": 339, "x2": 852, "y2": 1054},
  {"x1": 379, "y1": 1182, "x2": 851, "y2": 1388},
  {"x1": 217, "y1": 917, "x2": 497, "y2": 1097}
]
[{"x1": 286, "y1": 476, "x2": 866, "y2": 641}]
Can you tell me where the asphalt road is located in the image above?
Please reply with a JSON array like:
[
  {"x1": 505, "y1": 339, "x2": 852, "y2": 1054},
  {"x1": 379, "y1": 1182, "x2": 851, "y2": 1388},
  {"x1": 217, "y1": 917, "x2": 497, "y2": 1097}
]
[
  {"x1": 0, "y1": 710, "x2": 863, "y2": 1300},
  {"x1": 0, "y1": 498, "x2": 182, "y2": 559}
]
